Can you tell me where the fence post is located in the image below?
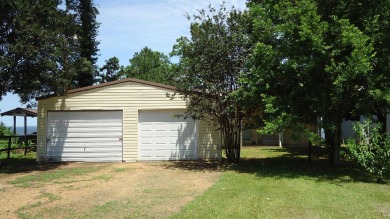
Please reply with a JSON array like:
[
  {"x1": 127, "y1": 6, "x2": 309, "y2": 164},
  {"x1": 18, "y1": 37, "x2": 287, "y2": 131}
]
[
  {"x1": 24, "y1": 137, "x2": 28, "y2": 156},
  {"x1": 7, "y1": 136, "x2": 11, "y2": 159},
  {"x1": 24, "y1": 116, "x2": 28, "y2": 155},
  {"x1": 308, "y1": 141, "x2": 312, "y2": 165}
]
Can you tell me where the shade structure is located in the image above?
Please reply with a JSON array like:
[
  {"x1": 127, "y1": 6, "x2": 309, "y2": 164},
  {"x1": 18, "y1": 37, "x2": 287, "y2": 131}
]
[
  {"x1": 1, "y1": 107, "x2": 37, "y2": 117},
  {"x1": 1, "y1": 107, "x2": 37, "y2": 135}
]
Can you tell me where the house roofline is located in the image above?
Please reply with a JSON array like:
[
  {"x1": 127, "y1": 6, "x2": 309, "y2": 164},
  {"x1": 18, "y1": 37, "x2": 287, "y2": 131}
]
[{"x1": 36, "y1": 78, "x2": 175, "y2": 101}]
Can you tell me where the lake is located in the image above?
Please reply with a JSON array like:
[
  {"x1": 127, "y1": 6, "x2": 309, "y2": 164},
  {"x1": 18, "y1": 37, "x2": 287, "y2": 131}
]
[{"x1": 11, "y1": 126, "x2": 37, "y2": 135}]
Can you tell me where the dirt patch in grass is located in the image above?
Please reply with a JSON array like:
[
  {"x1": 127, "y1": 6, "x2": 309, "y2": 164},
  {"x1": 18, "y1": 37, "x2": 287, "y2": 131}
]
[{"x1": 0, "y1": 161, "x2": 221, "y2": 218}]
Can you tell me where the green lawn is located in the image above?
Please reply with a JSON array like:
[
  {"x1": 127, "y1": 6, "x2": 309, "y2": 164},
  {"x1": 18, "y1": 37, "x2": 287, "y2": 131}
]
[
  {"x1": 171, "y1": 146, "x2": 390, "y2": 219},
  {"x1": 1, "y1": 147, "x2": 389, "y2": 218}
]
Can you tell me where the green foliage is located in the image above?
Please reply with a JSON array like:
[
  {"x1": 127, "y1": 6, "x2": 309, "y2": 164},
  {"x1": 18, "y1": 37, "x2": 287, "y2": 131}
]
[
  {"x1": 73, "y1": 57, "x2": 94, "y2": 87},
  {"x1": 316, "y1": 1, "x2": 390, "y2": 131},
  {"x1": 0, "y1": 0, "x2": 99, "y2": 103},
  {"x1": 0, "y1": 122, "x2": 11, "y2": 150},
  {"x1": 0, "y1": 0, "x2": 72, "y2": 101},
  {"x1": 98, "y1": 57, "x2": 125, "y2": 83},
  {"x1": 246, "y1": 0, "x2": 375, "y2": 166},
  {"x1": 66, "y1": 0, "x2": 100, "y2": 87},
  {"x1": 171, "y1": 4, "x2": 255, "y2": 163},
  {"x1": 345, "y1": 119, "x2": 390, "y2": 183},
  {"x1": 124, "y1": 47, "x2": 173, "y2": 85},
  {"x1": 0, "y1": 122, "x2": 12, "y2": 137}
]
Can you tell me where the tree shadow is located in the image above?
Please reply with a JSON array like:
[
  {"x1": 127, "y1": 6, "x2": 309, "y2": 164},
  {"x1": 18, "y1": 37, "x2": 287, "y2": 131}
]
[
  {"x1": 232, "y1": 157, "x2": 374, "y2": 184},
  {"x1": 0, "y1": 156, "x2": 68, "y2": 174},
  {"x1": 164, "y1": 146, "x2": 388, "y2": 184},
  {"x1": 161, "y1": 160, "x2": 222, "y2": 172}
]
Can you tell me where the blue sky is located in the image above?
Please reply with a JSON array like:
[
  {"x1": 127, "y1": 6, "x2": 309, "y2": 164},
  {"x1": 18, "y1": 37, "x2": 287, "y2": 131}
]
[{"x1": 0, "y1": 0, "x2": 247, "y2": 127}]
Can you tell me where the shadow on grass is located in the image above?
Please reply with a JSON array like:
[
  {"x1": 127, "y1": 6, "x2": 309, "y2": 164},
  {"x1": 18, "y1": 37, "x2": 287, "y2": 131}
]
[
  {"x1": 161, "y1": 160, "x2": 222, "y2": 172},
  {"x1": 164, "y1": 147, "x2": 388, "y2": 184},
  {"x1": 0, "y1": 154, "x2": 67, "y2": 174}
]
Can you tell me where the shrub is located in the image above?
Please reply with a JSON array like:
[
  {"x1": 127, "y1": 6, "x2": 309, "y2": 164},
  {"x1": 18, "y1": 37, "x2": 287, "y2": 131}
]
[
  {"x1": 0, "y1": 122, "x2": 12, "y2": 137},
  {"x1": 0, "y1": 122, "x2": 12, "y2": 150},
  {"x1": 345, "y1": 119, "x2": 390, "y2": 183}
]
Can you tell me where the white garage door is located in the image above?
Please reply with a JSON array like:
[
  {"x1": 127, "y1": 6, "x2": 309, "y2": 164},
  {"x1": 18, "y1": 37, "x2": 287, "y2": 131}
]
[
  {"x1": 46, "y1": 111, "x2": 123, "y2": 162},
  {"x1": 138, "y1": 110, "x2": 197, "y2": 160}
]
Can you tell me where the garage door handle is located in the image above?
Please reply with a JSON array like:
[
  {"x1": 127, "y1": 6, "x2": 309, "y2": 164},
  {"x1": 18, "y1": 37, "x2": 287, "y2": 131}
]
[{"x1": 119, "y1": 138, "x2": 123, "y2": 141}]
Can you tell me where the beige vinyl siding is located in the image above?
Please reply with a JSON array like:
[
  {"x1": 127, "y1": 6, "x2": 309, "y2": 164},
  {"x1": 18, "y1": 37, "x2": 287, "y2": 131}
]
[
  {"x1": 197, "y1": 121, "x2": 221, "y2": 159},
  {"x1": 37, "y1": 81, "x2": 220, "y2": 162}
]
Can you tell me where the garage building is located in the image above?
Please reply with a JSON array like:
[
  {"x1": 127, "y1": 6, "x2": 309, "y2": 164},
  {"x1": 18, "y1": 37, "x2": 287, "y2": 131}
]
[{"x1": 36, "y1": 78, "x2": 220, "y2": 162}]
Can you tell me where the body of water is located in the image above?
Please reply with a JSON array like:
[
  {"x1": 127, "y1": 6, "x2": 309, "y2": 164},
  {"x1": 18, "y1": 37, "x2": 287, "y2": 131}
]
[{"x1": 11, "y1": 126, "x2": 37, "y2": 135}]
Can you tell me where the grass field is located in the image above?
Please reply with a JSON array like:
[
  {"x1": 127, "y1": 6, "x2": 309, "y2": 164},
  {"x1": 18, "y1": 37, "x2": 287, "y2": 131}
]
[
  {"x1": 171, "y1": 146, "x2": 390, "y2": 218},
  {"x1": 1, "y1": 147, "x2": 389, "y2": 218}
]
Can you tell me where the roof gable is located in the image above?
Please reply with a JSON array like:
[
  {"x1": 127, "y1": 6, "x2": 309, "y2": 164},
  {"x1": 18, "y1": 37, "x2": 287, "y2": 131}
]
[{"x1": 36, "y1": 78, "x2": 175, "y2": 101}]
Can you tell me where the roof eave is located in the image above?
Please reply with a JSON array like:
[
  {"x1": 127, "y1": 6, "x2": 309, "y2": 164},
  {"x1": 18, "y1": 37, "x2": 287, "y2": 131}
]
[{"x1": 36, "y1": 78, "x2": 176, "y2": 101}]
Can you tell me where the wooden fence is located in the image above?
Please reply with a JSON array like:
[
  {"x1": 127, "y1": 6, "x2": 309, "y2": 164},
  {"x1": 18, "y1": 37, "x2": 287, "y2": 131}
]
[{"x1": 0, "y1": 134, "x2": 37, "y2": 159}]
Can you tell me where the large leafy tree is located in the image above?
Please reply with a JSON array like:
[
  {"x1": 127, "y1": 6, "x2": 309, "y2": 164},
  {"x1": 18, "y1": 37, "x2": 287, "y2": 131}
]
[
  {"x1": 0, "y1": 0, "x2": 99, "y2": 103},
  {"x1": 170, "y1": 4, "x2": 255, "y2": 163},
  {"x1": 98, "y1": 57, "x2": 125, "y2": 83},
  {"x1": 0, "y1": 0, "x2": 78, "y2": 102},
  {"x1": 124, "y1": 47, "x2": 173, "y2": 85},
  {"x1": 316, "y1": 0, "x2": 390, "y2": 134},
  {"x1": 65, "y1": 0, "x2": 100, "y2": 87},
  {"x1": 246, "y1": 0, "x2": 374, "y2": 166}
]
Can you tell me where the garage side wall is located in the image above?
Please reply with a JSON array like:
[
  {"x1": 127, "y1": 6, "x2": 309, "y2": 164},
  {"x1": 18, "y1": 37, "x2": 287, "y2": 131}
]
[
  {"x1": 36, "y1": 81, "x2": 221, "y2": 162},
  {"x1": 197, "y1": 121, "x2": 221, "y2": 159}
]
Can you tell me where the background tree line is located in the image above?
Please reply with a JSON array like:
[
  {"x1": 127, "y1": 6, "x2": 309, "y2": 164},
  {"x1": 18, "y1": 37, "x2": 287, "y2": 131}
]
[
  {"x1": 169, "y1": 0, "x2": 390, "y2": 167},
  {"x1": 1, "y1": 0, "x2": 389, "y2": 172},
  {"x1": 97, "y1": 47, "x2": 174, "y2": 86}
]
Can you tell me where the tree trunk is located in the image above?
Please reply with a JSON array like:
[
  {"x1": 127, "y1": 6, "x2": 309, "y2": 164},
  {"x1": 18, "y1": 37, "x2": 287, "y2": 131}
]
[
  {"x1": 324, "y1": 117, "x2": 342, "y2": 167},
  {"x1": 222, "y1": 123, "x2": 241, "y2": 164},
  {"x1": 324, "y1": 128, "x2": 334, "y2": 165},
  {"x1": 377, "y1": 112, "x2": 388, "y2": 135},
  {"x1": 331, "y1": 119, "x2": 342, "y2": 167},
  {"x1": 308, "y1": 141, "x2": 312, "y2": 165}
]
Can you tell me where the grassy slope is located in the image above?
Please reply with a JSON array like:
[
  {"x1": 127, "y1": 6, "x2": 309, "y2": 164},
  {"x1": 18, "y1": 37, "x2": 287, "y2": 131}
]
[{"x1": 172, "y1": 147, "x2": 390, "y2": 218}]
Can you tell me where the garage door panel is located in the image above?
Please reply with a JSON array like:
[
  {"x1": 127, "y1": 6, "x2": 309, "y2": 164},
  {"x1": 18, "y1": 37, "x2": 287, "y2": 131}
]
[
  {"x1": 46, "y1": 111, "x2": 123, "y2": 162},
  {"x1": 48, "y1": 134, "x2": 122, "y2": 139},
  {"x1": 139, "y1": 111, "x2": 185, "y2": 123},
  {"x1": 46, "y1": 151, "x2": 123, "y2": 162},
  {"x1": 48, "y1": 142, "x2": 122, "y2": 148},
  {"x1": 48, "y1": 156, "x2": 122, "y2": 162},
  {"x1": 155, "y1": 124, "x2": 168, "y2": 131},
  {"x1": 47, "y1": 145, "x2": 123, "y2": 155},
  {"x1": 138, "y1": 110, "x2": 197, "y2": 161},
  {"x1": 139, "y1": 124, "x2": 153, "y2": 131},
  {"x1": 48, "y1": 119, "x2": 121, "y2": 124},
  {"x1": 47, "y1": 150, "x2": 123, "y2": 156},
  {"x1": 47, "y1": 125, "x2": 122, "y2": 134},
  {"x1": 62, "y1": 149, "x2": 123, "y2": 153},
  {"x1": 48, "y1": 137, "x2": 121, "y2": 144},
  {"x1": 48, "y1": 125, "x2": 122, "y2": 131},
  {"x1": 169, "y1": 136, "x2": 179, "y2": 144}
]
